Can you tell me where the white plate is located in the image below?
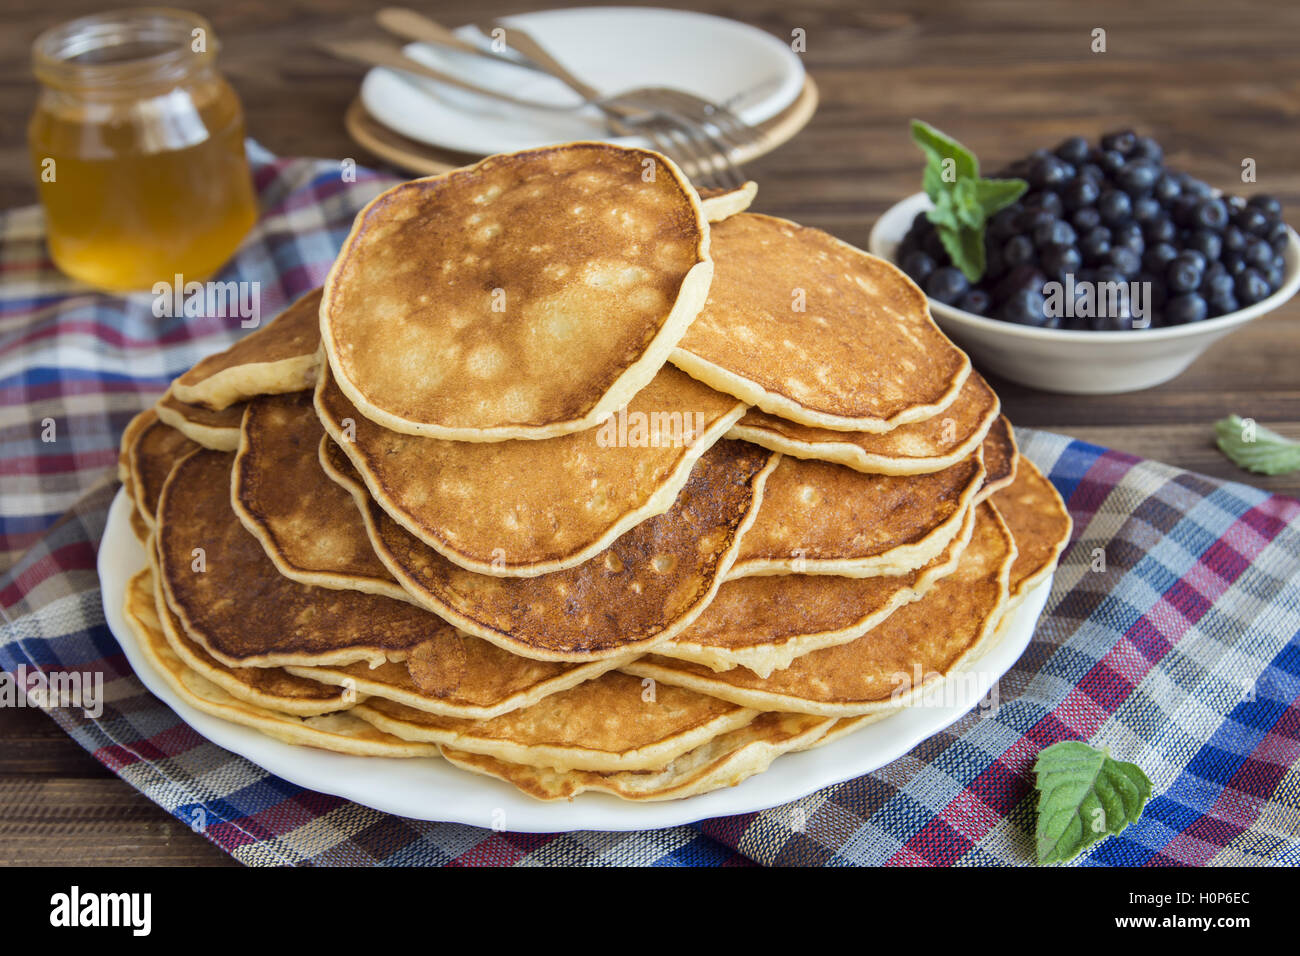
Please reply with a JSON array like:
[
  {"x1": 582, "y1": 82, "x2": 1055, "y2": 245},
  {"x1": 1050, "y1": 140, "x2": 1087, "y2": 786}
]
[
  {"x1": 869, "y1": 192, "x2": 1300, "y2": 394},
  {"x1": 360, "y1": 7, "x2": 805, "y2": 156},
  {"x1": 99, "y1": 488, "x2": 1050, "y2": 832}
]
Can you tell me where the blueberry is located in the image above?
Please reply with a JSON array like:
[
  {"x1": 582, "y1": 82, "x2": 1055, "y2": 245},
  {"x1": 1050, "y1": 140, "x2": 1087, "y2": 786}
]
[
  {"x1": 1098, "y1": 189, "x2": 1133, "y2": 225},
  {"x1": 1111, "y1": 221, "x2": 1145, "y2": 253},
  {"x1": 1188, "y1": 229, "x2": 1223, "y2": 262},
  {"x1": 1224, "y1": 255, "x2": 1247, "y2": 276},
  {"x1": 1098, "y1": 149, "x2": 1127, "y2": 176},
  {"x1": 1208, "y1": 291, "x2": 1238, "y2": 316},
  {"x1": 1266, "y1": 265, "x2": 1285, "y2": 290},
  {"x1": 988, "y1": 204, "x2": 1024, "y2": 240},
  {"x1": 1079, "y1": 226, "x2": 1113, "y2": 263},
  {"x1": 1222, "y1": 225, "x2": 1248, "y2": 254},
  {"x1": 1055, "y1": 136, "x2": 1091, "y2": 166},
  {"x1": 1072, "y1": 207, "x2": 1103, "y2": 232},
  {"x1": 1094, "y1": 264, "x2": 1128, "y2": 286},
  {"x1": 1028, "y1": 156, "x2": 1075, "y2": 190},
  {"x1": 1202, "y1": 267, "x2": 1234, "y2": 301},
  {"x1": 1234, "y1": 205, "x2": 1270, "y2": 237},
  {"x1": 1235, "y1": 268, "x2": 1271, "y2": 305},
  {"x1": 1132, "y1": 195, "x2": 1162, "y2": 224},
  {"x1": 1130, "y1": 136, "x2": 1164, "y2": 164},
  {"x1": 1004, "y1": 234, "x2": 1037, "y2": 268},
  {"x1": 1100, "y1": 129, "x2": 1138, "y2": 155},
  {"x1": 1140, "y1": 272, "x2": 1167, "y2": 311},
  {"x1": 1165, "y1": 293, "x2": 1208, "y2": 324},
  {"x1": 925, "y1": 266, "x2": 970, "y2": 305},
  {"x1": 1109, "y1": 246, "x2": 1142, "y2": 278},
  {"x1": 1243, "y1": 239, "x2": 1274, "y2": 270},
  {"x1": 1023, "y1": 190, "x2": 1065, "y2": 217},
  {"x1": 1040, "y1": 243, "x2": 1082, "y2": 280},
  {"x1": 993, "y1": 265, "x2": 1047, "y2": 303},
  {"x1": 900, "y1": 249, "x2": 937, "y2": 284},
  {"x1": 1034, "y1": 219, "x2": 1077, "y2": 249},
  {"x1": 1166, "y1": 253, "x2": 1204, "y2": 293},
  {"x1": 1062, "y1": 178, "x2": 1100, "y2": 211},
  {"x1": 1193, "y1": 198, "x2": 1229, "y2": 231},
  {"x1": 1144, "y1": 215, "x2": 1177, "y2": 244},
  {"x1": 1171, "y1": 194, "x2": 1201, "y2": 228},
  {"x1": 1153, "y1": 173, "x2": 1182, "y2": 204},
  {"x1": 958, "y1": 289, "x2": 992, "y2": 315},
  {"x1": 1018, "y1": 208, "x2": 1057, "y2": 234},
  {"x1": 1180, "y1": 249, "x2": 1208, "y2": 272},
  {"x1": 1143, "y1": 242, "x2": 1178, "y2": 274},
  {"x1": 999, "y1": 288, "x2": 1055, "y2": 327},
  {"x1": 1077, "y1": 162, "x2": 1106, "y2": 184},
  {"x1": 1247, "y1": 194, "x2": 1283, "y2": 220},
  {"x1": 1267, "y1": 221, "x2": 1290, "y2": 254},
  {"x1": 1179, "y1": 175, "x2": 1214, "y2": 199},
  {"x1": 1116, "y1": 160, "x2": 1160, "y2": 196}
]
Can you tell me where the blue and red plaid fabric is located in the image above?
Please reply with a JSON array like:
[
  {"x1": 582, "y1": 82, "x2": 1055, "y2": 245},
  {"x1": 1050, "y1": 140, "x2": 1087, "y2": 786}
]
[{"x1": 2, "y1": 145, "x2": 1298, "y2": 866}]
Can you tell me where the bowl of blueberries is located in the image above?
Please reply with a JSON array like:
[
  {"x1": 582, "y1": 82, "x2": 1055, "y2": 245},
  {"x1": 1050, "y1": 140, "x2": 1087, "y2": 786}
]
[{"x1": 869, "y1": 130, "x2": 1300, "y2": 394}]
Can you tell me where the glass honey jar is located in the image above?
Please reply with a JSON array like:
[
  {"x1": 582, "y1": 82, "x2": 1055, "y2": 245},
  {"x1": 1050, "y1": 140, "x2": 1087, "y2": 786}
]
[{"x1": 28, "y1": 8, "x2": 258, "y2": 293}]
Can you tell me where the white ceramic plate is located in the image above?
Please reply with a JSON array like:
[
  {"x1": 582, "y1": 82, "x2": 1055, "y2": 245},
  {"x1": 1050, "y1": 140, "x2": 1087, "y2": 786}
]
[
  {"x1": 360, "y1": 7, "x2": 805, "y2": 156},
  {"x1": 98, "y1": 488, "x2": 1050, "y2": 832},
  {"x1": 869, "y1": 192, "x2": 1300, "y2": 394}
]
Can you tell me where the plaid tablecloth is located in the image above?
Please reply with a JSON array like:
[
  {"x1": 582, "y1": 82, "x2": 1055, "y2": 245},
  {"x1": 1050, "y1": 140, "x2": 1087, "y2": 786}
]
[{"x1": 2, "y1": 145, "x2": 1298, "y2": 866}]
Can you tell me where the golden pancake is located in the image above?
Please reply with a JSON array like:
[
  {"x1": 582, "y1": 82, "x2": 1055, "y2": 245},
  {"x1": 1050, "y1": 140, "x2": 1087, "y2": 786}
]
[
  {"x1": 321, "y1": 436, "x2": 779, "y2": 661},
  {"x1": 698, "y1": 181, "x2": 757, "y2": 222},
  {"x1": 123, "y1": 569, "x2": 439, "y2": 757},
  {"x1": 156, "y1": 449, "x2": 453, "y2": 668},
  {"x1": 284, "y1": 633, "x2": 626, "y2": 721},
  {"x1": 315, "y1": 363, "x2": 746, "y2": 577},
  {"x1": 991, "y1": 458, "x2": 1072, "y2": 605},
  {"x1": 170, "y1": 287, "x2": 322, "y2": 410},
  {"x1": 727, "y1": 446, "x2": 984, "y2": 578},
  {"x1": 728, "y1": 370, "x2": 1000, "y2": 475},
  {"x1": 233, "y1": 391, "x2": 409, "y2": 600},
  {"x1": 119, "y1": 408, "x2": 198, "y2": 533},
  {"x1": 320, "y1": 142, "x2": 712, "y2": 441},
  {"x1": 145, "y1": 553, "x2": 356, "y2": 716},
  {"x1": 441, "y1": 710, "x2": 835, "y2": 801},
  {"x1": 974, "y1": 415, "x2": 1018, "y2": 502},
  {"x1": 662, "y1": 503, "x2": 976, "y2": 678},
  {"x1": 671, "y1": 213, "x2": 970, "y2": 432},
  {"x1": 154, "y1": 389, "x2": 243, "y2": 451},
  {"x1": 792, "y1": 712, "x2": 894, "y2": 751},
  {"x1": 352, "y1": 671, "x2": 756, "y2": 772},
  {"x1": 624, "y1": 502, "x2": 1015, "y2": 716}
]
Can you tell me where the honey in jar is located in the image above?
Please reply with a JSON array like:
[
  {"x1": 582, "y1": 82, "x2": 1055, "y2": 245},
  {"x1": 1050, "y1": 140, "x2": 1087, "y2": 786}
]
[{"x1": 28, "y1": 8, "x2": 258, "y2": 293}]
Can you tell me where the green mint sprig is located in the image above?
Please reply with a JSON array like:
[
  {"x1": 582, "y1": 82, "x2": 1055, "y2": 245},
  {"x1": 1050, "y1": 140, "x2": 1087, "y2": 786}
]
[
  {"x1": 910, "y1": 120, "x2": 1027, "y2": 282},
  {"x1": 1215, "y1": 414, "x2": 1300, "y2": 476},
  {"x1": 1034, "y1": 740, "x2": 1152, "y2": 865}
]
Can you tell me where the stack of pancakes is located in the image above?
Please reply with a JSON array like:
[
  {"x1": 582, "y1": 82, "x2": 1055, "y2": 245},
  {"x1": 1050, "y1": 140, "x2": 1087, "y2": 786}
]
[{"x1": 118, "y1": 142, "x2": 1072, "y2": 802}]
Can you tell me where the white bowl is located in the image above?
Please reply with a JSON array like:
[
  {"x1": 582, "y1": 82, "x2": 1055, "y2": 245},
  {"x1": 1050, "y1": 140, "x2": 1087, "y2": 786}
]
[{"x1": 868, "y1": 192, "x2": 1300, "y2": 394}]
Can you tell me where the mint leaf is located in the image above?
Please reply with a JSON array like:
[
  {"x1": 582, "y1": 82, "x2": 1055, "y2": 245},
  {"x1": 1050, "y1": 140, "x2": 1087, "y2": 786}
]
[
  {"x1": 911, "y1": 120, "x2": 978, "y2": 186},
  {"x1": 974, "y1": 178, "x2": 1028, "y2": 218},
  {"x1": 910, "y1": 120, "x2": 1026, "y2": 283},
  {"x1": 1034, "y1": 741, "x2": 1152, "y2": 865},
  {"x1": 1215, "y1": 414, "x2": 1300, "y2": 475}
]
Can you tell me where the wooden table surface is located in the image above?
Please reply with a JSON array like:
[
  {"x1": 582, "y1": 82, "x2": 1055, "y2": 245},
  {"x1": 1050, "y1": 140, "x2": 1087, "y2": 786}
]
[{"x1": 1, "y1": 0, "x2": 1296, "y2": 866}]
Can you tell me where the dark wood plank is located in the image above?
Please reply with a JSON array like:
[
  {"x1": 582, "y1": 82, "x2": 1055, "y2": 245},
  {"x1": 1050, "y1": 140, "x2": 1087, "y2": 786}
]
[{"x1": 0, "y1": 0, "x2": 1296, "y2": 865}]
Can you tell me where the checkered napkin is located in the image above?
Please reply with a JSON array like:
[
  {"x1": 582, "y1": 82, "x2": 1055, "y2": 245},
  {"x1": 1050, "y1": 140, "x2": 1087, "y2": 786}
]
[{"x1": 2, "y1": 145, "x2": 1298, "y2": 866}]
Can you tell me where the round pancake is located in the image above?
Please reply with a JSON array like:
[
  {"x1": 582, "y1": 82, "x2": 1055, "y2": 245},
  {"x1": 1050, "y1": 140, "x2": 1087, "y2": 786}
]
[
  {"x1": 671, "y1": 213, "x2": 970, "y2": 432},
  {"x1": 285, "y1": 636, "x2": 626, "y2": 721},
  {"x1": 974, "y1": 415, "x2": 1018, "y2": 502},
  {"x1": 698, "y1": 181, "x2": 757, "y2": 222},
  {"x1": 120, "y1": 408, "x2": 199, "y2": 532},
  {"x1": 144, "y1": 557, "x2": 356, "y2": 716},
  {"x1": 123, "y1": 569, "x2": 439, "y2": 758},
  {"x1": 728, "y1": 370, "x2": 1000, "y2": 475},
  {"x1": 233, "y1": 391, "x2": 409, "y2": 600},
  {"x1": 991, "y1": 458, "x2": 1072, "y2": 605},
  {"x1": 320, "y1": 436, "x2": 779, "y2": 661},
  {"x1": 156, "y1": 448, "x2": 454, "y2": 669},
  {"x1": 624, "y1": 502, "x2": 1016, "y2": 716},
  {"x1": 155, "y1": 390, "x2": 243, "y2": 451},
  {"x1": 320, "y1": 142, "x2": 713, "y2": 441},
  {"x1": 440, "y1": 710, "x2": 835, "y2": 802},
  {"x1": 316, "y1": 362, "x2": 746, "y2": 577},
  {"x1": 171, "y1": 287, "x2": 322, "y2": 410},
  {"x1": 351, "y1": 670, "x2": 757, "y2": 773},
  {"x1": 662, "y1": 503, "x2": 976, "y2": 678},
  {"x1": 728, "y1": 446, "x2": 984, "y2": 578}
]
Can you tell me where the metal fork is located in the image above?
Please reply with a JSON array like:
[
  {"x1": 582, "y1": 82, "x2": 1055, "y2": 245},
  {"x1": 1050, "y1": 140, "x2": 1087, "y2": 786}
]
[{"x1": 374, "y1": 8, "x2": 753, "y2": 189}]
